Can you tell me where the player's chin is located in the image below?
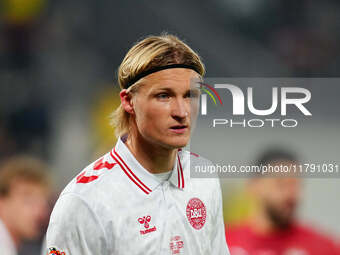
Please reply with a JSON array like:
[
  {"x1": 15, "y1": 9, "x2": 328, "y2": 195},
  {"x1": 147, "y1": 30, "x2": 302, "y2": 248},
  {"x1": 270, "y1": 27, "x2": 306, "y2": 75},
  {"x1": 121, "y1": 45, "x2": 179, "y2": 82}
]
[{"x1": 164, "y1": 135, "x2": 190, "y2": 149}]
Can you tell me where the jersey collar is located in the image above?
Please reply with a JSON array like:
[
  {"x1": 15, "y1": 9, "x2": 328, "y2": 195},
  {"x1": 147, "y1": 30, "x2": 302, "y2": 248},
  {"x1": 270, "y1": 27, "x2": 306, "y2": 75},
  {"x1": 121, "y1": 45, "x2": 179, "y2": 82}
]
[{"x1": 110, "y1": 137, "x2": 185, "y2": 195}]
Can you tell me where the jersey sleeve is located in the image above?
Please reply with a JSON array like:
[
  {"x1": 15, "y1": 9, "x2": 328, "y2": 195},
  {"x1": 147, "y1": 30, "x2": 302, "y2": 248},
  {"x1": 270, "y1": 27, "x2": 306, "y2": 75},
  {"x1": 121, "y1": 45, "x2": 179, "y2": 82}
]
[
  {"x1": 211, "y1": 179, "x2": 230, "y2": 255},
  {"x1": 46, "y1": 193, "x2": 109, "y2": 255}
]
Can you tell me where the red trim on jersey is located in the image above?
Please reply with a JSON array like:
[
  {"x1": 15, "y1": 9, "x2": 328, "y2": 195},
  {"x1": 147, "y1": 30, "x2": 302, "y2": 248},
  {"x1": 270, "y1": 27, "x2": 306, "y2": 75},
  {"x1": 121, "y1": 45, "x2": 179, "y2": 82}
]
[
  {"x1": 76, "y1": 157, "x2": 116, "y2": 184},
  {"x1": 76, "y1": 171, "x2": 99, "y2": 183},
  {"x1": 110, "y1": 150, "x2": 151, "y2": 195},
  {"x1": 93, "y1": 158, "x2": 116, "y2": 170},
  {"x1": 190, "y1": 152, "x2": 200, "y2": 158},
  {"x1": 177, "y1": 154, "x2": 185, "y2": 189},
  {"x1": 113, "y1": 148, "x2": 152, "y2": 193},
  {"x1": 177, "y1": 164, "x2": 181, "y2": 188}
]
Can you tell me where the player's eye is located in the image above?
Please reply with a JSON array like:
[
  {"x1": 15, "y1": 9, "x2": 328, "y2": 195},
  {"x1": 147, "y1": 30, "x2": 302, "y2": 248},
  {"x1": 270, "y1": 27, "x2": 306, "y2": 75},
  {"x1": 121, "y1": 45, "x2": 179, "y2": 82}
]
[{"x1": 156, "y1": 93, "x2": 170, "y2": 99}]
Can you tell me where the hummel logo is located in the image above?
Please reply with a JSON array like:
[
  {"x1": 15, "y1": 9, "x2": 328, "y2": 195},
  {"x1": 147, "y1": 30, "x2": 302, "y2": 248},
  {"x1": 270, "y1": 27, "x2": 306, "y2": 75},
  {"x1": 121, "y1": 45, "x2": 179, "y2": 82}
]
[
  {"x1": 138, "y1": 216, "x2": 151, "y2": 228},
  {"x1": 138, "y1": 215, "x2": 157, "y2": 235}
]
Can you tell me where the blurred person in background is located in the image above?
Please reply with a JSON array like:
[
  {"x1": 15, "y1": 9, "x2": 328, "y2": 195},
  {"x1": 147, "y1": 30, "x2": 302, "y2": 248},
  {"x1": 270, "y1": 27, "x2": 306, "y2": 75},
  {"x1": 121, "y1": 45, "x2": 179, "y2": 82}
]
[
  {"x1": 226, "y1": 150, "x2": 340, "y2": 255},
  {"x1": 0, "y1": 156, "x2": 51, "y2": 255}
]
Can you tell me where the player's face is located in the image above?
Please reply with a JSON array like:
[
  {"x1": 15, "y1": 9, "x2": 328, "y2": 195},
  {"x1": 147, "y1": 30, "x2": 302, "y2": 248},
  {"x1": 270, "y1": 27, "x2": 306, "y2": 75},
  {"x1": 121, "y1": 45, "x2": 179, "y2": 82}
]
[
  {"x1": 131, "y1": 68, "x2": 200, "y2": 149},
  {"x1": 252, "y1": 161, "x2": 301, "y2": 227},
  {"x1": 1, "y1": 180, "x2": 50, "y2": 239}
]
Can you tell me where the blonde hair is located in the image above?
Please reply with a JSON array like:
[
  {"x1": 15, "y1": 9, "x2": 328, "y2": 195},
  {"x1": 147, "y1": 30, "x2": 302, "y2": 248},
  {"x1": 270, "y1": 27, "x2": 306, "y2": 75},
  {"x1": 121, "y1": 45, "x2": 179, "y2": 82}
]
[
  {"x1": 0, "y1": 156, "x2": 51, "y2": 197},
  {"x1": 111, "y1": 33, "x2": 205, "y2": 138}
]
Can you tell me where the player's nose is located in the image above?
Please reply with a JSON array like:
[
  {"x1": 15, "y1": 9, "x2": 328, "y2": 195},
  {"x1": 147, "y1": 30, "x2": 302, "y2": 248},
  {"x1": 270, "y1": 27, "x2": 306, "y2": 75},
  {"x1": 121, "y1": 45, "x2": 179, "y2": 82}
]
[{"x1": 171, "y1": 97, "x2": 189, "y2": 119}]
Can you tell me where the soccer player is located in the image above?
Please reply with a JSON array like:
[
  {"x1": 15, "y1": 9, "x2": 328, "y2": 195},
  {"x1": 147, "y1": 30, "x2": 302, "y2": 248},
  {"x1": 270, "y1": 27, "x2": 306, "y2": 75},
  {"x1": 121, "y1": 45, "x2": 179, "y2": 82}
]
[
  {"x1": 226, "y1": 150, "x2": 340, "y2": 255},
  {"x1": 0, "y1": 156, "x2": 51, "y2": 255},
  {"x1": 46, "y1": 34, "x2": 229, "y2": 254}
]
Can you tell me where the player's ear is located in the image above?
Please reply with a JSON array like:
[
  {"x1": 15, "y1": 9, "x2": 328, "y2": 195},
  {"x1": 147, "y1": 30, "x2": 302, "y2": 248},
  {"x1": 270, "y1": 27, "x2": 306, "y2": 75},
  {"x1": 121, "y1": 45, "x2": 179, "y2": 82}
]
[{"x1": 120, "y1": 89, "x2": 135, "y2": 114}]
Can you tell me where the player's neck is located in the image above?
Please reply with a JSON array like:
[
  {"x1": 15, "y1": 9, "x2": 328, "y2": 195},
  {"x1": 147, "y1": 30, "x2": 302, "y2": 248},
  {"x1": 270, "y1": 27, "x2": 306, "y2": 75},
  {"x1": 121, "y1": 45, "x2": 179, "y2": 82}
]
[{"x1": 125, "y1": 134, "x2": 177, "y2": 174}]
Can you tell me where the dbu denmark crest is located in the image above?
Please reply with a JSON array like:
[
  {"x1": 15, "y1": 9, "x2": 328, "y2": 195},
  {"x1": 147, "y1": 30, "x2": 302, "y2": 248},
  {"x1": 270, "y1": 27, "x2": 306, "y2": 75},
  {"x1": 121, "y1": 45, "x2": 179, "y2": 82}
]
[{"x1": 186, "y1": 197, "x2": 206, "y2": 230}]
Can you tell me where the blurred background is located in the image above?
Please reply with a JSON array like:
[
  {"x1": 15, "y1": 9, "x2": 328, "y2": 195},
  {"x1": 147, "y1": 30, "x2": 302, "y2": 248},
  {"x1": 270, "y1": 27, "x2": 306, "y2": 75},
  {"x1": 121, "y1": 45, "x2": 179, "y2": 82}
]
[{"x1": 1, "y1": 0, "x2": 340, "y2": 254}]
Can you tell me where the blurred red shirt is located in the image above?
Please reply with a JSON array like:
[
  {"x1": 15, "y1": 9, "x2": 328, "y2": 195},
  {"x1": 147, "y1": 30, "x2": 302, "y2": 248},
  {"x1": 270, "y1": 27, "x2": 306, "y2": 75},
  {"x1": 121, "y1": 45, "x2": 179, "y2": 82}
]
[{"x1": 226, "y1": 223, "x2": 340, "y2": 255}]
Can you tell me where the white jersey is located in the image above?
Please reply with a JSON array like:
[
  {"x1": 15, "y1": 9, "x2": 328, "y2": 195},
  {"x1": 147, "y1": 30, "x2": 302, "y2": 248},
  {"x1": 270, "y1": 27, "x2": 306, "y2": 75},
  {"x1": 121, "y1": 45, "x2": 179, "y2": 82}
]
[
  {"x1": 46, "y1": 137, "x2": 229, "y2": 255},
  {"x1": 0, "y1": 218, "x2": 17, "y2": 255}
]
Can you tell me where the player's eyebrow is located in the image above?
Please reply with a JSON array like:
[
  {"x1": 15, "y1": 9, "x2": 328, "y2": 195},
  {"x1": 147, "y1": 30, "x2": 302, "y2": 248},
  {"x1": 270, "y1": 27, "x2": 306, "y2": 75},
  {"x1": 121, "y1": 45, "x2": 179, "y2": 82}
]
[
  {"x1": 150, "y1": 87, "x2": 178, "y2": 94},
  {"x1": 151, "y1": 87, "x2": 199, "y2": 97},
  {"x1": 152, "y1": 87, "x2": 174, "y2": 92}
]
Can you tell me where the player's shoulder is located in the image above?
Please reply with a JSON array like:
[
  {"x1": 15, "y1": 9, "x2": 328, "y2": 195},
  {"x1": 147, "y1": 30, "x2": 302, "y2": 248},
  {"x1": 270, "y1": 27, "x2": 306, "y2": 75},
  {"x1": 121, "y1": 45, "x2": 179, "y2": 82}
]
[
  {"x1": 179, "y1": 148, "x2": 216, "y2": 173},
  {"x1": 49, "y1": 151, "x2": 136, "y2": 228},
  {"x1": 179, "y1": 149, "x2": 221, "y2": 188},
  {"x1": 60, "y1": 151, "x2": 122, "y2": 198},
  {"x1": 294, "y1": 223, "x2": 338, "y2": 245},
  {"x1": 226, "y1": 224, "x2": 252, "y2": 244},
  {"x1": 179, "y1": 148, "x2": 211, "y2": 163},
  {"x1": 227, "y1": 224, "x2": 251, "y2": 236}
]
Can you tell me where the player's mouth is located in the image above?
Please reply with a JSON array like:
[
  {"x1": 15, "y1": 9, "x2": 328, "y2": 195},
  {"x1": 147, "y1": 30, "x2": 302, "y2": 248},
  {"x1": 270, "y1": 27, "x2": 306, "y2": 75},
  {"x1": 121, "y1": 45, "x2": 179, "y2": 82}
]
[{"x1": 169, "y1": 125, "x2": 188, "y2": 134}]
